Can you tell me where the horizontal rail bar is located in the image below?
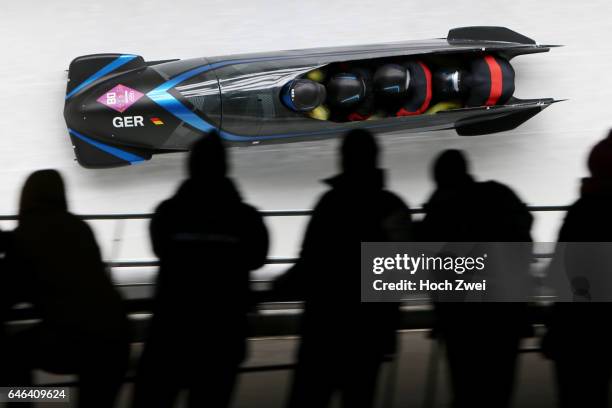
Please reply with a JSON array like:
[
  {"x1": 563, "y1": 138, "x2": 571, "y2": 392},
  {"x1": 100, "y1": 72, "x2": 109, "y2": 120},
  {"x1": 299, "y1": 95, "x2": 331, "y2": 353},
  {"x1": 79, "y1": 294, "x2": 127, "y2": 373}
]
[
  {"x1": 0, "y1": 205, "x2": 571, "y2": 222},
  {"x1": 109, "y1": 260, "x2": 158, "y2": 268},
  {"x1": 109, "y1": 254, "x2": 554, "y2": 269},
  {"x1": 526, "y1": 205, "x2": 570, "y2": 212},
  {"x1": 260, "y1": 209, "x2": 315, "y2": 217},
  {"x1": 108, "y1": 257, "x2": 299, "y2": 268}
]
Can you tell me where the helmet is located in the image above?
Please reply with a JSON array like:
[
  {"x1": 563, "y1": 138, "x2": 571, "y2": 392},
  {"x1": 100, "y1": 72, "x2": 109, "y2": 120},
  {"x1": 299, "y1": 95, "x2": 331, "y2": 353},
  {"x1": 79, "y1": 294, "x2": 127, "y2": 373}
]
[
  {"x1": 373, "y1": 64, "x2": 410, "y2": 96},
  {"x1": 326, "y1": 73, "x2": 366, "y2": 108},
  {"x1": 432, "y1": 68, "x2": 464, "y2": 99},
  {"x1": 281, "y1": 79, "x2": 326, "y2": 112},
  {"x1": 466, "y1": 56, "x2": 515, "y2": 107}
]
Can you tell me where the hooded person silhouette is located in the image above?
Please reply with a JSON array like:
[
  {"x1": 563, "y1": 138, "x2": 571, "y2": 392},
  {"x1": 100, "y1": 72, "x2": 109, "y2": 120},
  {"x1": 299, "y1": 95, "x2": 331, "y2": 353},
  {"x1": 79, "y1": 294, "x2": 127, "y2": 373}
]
[
  {"x1": 422, "y1": 149, "x2": 532, "y2": 241},
  {"x1": 544, "y1": 131, "x2": 612, "y2": 408},
  {"x1": 420, "y1": 149, "x2": 532, "y2": 408},
  {"x1": 1, "y1": 169, "x2": 129, "y2": 408},
  {"x1": 280, "y1": 129, "x2": 413, "y2": 408},
  {"x1": 132, "y1": 131, "x2": 269, "y2": 408},
  {"x1": 432, "y1": 149, "x2": 471, "y2": 188}
]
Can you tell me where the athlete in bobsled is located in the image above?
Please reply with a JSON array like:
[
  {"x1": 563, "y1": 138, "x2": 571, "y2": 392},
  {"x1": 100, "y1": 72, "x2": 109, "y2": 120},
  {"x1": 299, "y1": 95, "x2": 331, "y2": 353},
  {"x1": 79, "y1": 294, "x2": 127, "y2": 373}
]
[
  {"x1": 373, "y1": 61, "x2": 433, "y2": 116},
  {"x1": 432, "y1": 55, "x2": 515, "y2": 107},
  {"x1": 290, "y1": 64, "x2": 429, "y2": 122},
  {"x1": 372, "y1": 55, "x2": 515, "y2": 116},
  {"x1": 282, "y1": 54, "x2": 515, "y2": 123},
  {"x1": 281, "y1": 67, "x2": 376, "y2": 122}
]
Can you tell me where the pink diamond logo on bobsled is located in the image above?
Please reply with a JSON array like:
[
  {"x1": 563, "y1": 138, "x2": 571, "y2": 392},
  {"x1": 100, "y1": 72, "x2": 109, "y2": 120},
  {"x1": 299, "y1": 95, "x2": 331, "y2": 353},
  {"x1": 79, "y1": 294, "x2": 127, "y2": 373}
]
[{"x1": 96, "y1": 84, "x2": 144, "y2": 113}]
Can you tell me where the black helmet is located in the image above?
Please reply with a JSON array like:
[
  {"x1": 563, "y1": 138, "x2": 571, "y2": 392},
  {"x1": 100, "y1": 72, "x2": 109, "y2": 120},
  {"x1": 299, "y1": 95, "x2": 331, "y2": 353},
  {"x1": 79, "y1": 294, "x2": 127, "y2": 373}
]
[
  {"x1": 432, "y1": 68, "x2": 465, "y2": 99},
  {"x1": 373, "y1": 64, "x2": 410, "y2": 96},
  {"x1": 281, "y1": 79, "x2": 326, "y2": 112},
  {"x1": 326, "y1": 73, "x2": 366, "y2": 108},
  {"x1": 465, "y1": 56, "x2": 515, "y2": 107}
]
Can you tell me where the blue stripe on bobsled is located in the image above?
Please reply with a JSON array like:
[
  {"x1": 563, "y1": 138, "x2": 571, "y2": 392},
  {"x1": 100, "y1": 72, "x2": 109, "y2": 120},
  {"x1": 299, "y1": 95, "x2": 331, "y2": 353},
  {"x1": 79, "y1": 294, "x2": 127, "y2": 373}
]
[
  {"x1": 65, "y1": 54, "x2": 138, "y2": 100},
  {"x1": 68, "y1": 128, "x2": 145, "y2": 164}
]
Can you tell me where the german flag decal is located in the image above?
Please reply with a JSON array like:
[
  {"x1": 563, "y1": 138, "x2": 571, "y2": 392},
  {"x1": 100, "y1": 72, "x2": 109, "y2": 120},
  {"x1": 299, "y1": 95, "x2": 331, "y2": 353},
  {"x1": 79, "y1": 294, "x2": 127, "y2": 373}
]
[{"x1": 150, "y1": 117, "x2": 164, "y2": 126}]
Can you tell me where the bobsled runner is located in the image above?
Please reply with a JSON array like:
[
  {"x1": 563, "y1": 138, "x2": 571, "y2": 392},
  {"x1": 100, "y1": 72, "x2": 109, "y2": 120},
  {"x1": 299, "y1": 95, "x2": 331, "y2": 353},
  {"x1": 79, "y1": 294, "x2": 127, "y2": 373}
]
[{"x1": 63, "y1": 26, "x2": 560, "y2": 168}]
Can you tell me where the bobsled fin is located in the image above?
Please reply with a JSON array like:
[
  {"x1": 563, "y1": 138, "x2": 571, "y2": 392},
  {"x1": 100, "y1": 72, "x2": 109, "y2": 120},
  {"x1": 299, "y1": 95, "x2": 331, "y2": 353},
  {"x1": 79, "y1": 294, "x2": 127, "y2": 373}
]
[
  {"x1": 448, "y1": 27, "x2": 536, "y2": 45},
  {"x1": 68, "y1": 129, "x2": 152, "y2": 169},
  {"x1": 455, "y1": 107, "x2": 545, "y2": 136},
  {"x1": 66, "y1": 53, "x2": 145, "y2": 100}
]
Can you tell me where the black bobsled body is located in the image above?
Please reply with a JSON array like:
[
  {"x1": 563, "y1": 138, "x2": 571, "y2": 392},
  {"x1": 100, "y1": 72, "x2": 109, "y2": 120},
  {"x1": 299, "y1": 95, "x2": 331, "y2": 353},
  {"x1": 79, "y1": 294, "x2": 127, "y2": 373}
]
[{"x1": 63, "y1": 26, "x2": 559, "y2": 168}]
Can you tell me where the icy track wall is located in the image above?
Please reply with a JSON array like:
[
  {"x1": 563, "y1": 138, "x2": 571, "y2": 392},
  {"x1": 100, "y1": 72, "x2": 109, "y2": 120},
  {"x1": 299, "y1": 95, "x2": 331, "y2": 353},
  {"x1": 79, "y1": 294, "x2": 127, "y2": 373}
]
[{"x1": 1, "y1": 0, "x2": 611, "y2": 269}]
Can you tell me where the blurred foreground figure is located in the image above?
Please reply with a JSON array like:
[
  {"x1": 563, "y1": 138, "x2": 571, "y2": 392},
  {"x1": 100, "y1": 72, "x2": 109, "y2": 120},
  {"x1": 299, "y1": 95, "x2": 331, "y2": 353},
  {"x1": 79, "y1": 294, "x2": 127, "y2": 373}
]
[
  {"x1": 420, "y1": 150, "x2": 532, "y2": 408},
  {"x1": 544, "y1": 131, "x2": 612, "y2": 408},
  {"x1": 280, "y1": 129, "x2": 412, "y2": 408},
  {"x1": 1, "y1": 169, "x2": 129, "y2": 407},
  {"x1": 0, "y1": 227, "x2": 14, "y2": 384},
  {"x1": 132, "y1": 132, "x2": 268, "y2": 408}
]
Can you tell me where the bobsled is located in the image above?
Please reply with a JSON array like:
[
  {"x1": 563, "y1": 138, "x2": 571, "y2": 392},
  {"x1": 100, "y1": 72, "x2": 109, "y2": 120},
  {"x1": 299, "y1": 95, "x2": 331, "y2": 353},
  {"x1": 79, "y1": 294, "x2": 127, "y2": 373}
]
[{"x1": 63, "y1": 26, "x2": 559, "y2": 168}]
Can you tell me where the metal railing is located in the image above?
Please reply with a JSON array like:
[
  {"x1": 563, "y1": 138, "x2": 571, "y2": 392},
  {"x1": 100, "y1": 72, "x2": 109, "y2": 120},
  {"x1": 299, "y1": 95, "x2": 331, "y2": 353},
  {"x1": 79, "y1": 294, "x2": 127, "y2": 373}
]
[
  {"x1": 0, "y1": 205, "x2": 571, "y2": 221},
  {"x1": 0, "y1": 205, "x2": 571, "y2": 271}
]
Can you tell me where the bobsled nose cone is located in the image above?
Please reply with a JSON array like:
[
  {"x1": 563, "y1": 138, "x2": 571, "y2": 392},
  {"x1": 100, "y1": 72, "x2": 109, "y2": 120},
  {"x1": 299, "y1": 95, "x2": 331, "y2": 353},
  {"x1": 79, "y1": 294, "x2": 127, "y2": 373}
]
[{"x1": 63, "y1": 92, "x2": 84, "y2": 130}]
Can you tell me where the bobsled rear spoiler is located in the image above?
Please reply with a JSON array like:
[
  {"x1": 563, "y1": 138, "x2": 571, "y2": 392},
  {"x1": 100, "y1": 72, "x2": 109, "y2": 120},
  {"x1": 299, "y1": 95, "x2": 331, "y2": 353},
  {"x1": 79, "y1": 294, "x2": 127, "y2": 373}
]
[{"x1": 447, "y1": 26, "x2": 536, "y2": 45}]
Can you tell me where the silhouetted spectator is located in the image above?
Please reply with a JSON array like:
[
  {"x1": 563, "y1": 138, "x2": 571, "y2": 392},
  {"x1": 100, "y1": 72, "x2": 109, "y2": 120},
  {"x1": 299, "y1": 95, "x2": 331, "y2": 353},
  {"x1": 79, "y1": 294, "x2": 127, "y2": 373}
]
[
  {"x1": 0, "y1": 228, "x2": 14, "y2": 385},
  {"x1": 544, "y1": 131, "x2": 612, "y2": 408},
  {"x1": 0, "y1": 169, "x2": 129, "y2": 407},
  {"x1": 132, "y1": 132, "x2": 269, "y2": 408},
  {"x1": 279, "y1": 129, "x2": 413, "y2": 408},
  {"x1": 420, "y1": 149, "x2": 532, "y2": 408},
  {"x1": 420, "y1": 149, "x2": 532, "y2": 242}
]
